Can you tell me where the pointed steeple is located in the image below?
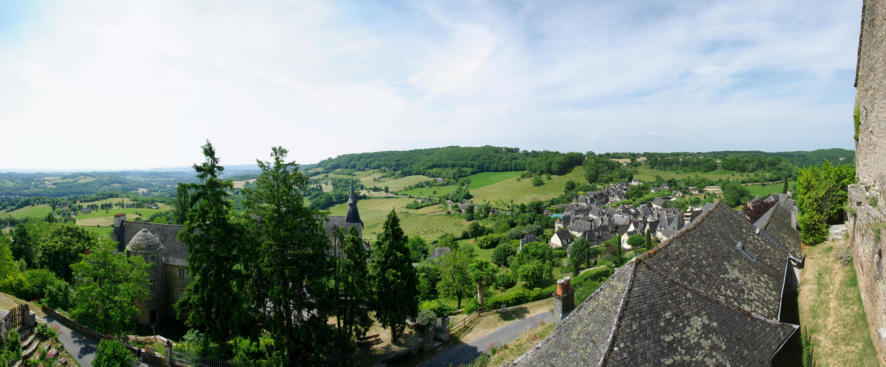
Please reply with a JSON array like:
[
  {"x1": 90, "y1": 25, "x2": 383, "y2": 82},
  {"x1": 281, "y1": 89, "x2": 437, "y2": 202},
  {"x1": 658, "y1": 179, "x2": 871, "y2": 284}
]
[{"x1": 345, "y1": 179, "x2": 362, "y2": 225}]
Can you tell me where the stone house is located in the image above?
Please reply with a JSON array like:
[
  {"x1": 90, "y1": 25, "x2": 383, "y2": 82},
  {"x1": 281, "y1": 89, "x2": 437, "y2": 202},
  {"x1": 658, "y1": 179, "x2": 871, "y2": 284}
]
[
  {"x1": 114, "y1": 183, "x2": 365, "y2": 326},
  {"x1": 514, "y1": 201, "x2": 803, "y2": 366}
]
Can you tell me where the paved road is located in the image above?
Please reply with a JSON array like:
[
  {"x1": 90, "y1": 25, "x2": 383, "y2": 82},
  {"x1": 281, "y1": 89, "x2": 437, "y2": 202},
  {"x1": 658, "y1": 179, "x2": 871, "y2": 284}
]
[
  {"x1": 420, "y1": 311, "x2": 555, "y2": 367},
  {"x1": 40, "y1": 315, "x2": 158, "y2": 367}
]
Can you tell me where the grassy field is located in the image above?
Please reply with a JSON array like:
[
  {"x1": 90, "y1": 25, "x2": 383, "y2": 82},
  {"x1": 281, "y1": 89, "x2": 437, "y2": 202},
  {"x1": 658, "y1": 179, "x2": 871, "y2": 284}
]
[
  {"x1": 745, "y1": 181, "x2": 795, "y2": 198},
  {"x1": 0, "y1": 205, "x2": 52, "y2": 220},
  {"x1": 799, "y1": 239, "x2": 880, "y2": 367},
  {"x1": 328, "y1": 198, "x2": 467, "y2": 241},
  {"x1": 633, "y1": 167, "x2": 747, "y2": 182},
  {"x1": 82, "y1": 225, "x2": 114, "y2": 239},
  {"x1": 471, "y1": 168, "x2": 584, "y2": 204},
  {"x1": 467, "y1": 171, "x2": 523, "y2": 190},
  {"x1": 400, "y1": 185, "x2": 459, "y2": 198},
  {"x1": 76, "y1": 207, "x2": 167, "y2": 226}
]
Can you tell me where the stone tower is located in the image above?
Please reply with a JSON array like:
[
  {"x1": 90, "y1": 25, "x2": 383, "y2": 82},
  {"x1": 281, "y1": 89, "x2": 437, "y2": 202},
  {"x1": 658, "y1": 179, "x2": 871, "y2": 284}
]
[
  {"x1": 345, "y1": 179, "x2": 363, "y2": 226},
  {"x1": 125, "y1": 228, "x2": 166, "y2": 326},
  {"x1": 849, "y1": 0, "x2": 886, "y2": 363}
]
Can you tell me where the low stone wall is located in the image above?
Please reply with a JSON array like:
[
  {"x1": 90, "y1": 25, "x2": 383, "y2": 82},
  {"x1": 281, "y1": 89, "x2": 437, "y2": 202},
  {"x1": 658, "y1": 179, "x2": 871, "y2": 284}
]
[
  {"x1": 42, "y1": 306, "x2": 168, "y2": 366},
  {"x1": 848, "y1": 183, "x2": 886, "y2": 365}
]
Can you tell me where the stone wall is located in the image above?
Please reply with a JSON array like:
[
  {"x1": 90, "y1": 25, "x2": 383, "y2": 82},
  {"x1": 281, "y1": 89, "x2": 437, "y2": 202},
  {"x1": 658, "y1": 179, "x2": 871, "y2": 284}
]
[
  {"x1": 162, "y1": 264, "x2": 191, "y2": 320},
  {"x1": 856, "y1": 0, "x2": 886, "y2": 184},
  {"x1": 851, "y1": 1, "x2": 886, "y2": 363}
]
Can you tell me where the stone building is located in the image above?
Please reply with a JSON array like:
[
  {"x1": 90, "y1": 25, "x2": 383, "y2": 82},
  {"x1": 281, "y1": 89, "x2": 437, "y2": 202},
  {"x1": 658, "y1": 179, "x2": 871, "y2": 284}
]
[
  {"x1": 513, "y1": 201, "x2": 802, "y2": 366},
  {"x1": 113, "y1": 183, "x2": 365, "y2": 326},
  {"x1": 849, "y1": 0, "x2": 886, "y2": 362}
]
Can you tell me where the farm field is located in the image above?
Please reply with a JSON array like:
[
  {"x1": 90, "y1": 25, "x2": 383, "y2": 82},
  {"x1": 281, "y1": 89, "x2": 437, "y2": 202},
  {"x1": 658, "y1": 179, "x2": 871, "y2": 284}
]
[
  {"x1": 82, "y1": 225, "x2": 114, "y2": 239},
  {"x1": 76, "y1": 207, "x2": 167, "y2": 226},
  {"x1": 0, "y1": 205, "x2": 52, "y2": 220},
  {"x1": 328, "y1": 197, "x2": 467, "y2": 241},
  {"x1": 745, "y1": 181, "x2": 795, "y2": 198},
  {"x1": 470, "y1": 167, "x2": 584, "y2": 204},
  {"x1": 466, "y1": 171, "x2": 522, "y2": 190},
  {"x1": 633, "y1": 167, "x2": 751, "y2": 182},
  {"x1": 400, "y1": 185, "x2": 458, "y2": 198}
]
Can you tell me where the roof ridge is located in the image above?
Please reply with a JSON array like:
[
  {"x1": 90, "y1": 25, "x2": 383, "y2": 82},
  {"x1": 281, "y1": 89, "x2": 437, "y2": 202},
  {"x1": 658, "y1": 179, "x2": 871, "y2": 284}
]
[
  {"x1": 599, "y1": 259, "x2": 638, "y2": 367},
  {"x1": 760, "y1": 202, "x2": 779, "y2": 230},
  {"x1": 636, "y1": 200, "x2": 723, "y2": 262}
]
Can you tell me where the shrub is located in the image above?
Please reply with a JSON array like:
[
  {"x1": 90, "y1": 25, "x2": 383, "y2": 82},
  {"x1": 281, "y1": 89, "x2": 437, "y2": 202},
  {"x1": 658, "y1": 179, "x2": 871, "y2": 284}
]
[
  {"x1": 531, "y1": 176, "x2": 544, "y2": 187},
  {"x1": 854, "y1": 105, "x2": 861, "y2": 142},
  {"x1": 36, "y1": 323, "x2": 57, "y2": 340},
  {"x1": 797, "y1": 161, "x2": 855, "y2": 245},
  {"x1": 94, "y1": 339, "x2": 135, "y2": 367},
  {"x1": 494, "y1": 271, "x2": 516, "y2": 290},
  {"x1": 552, "y1": 248, "x2": 567, "y2": 258},
  {"x1": 419, "y1": 299, "x2": 456, "y2": 316},
  {"x1": 417, "y1": 309, "x2": 437, "y2": 326},
  {"x1": 516, "y1": 261, "x2": 552, "y2": 288},
  {"x1": 870, "y1": 196, "x2": 879, "y2": 207},
  {"x1": 626, "y1": 234, "x2": 645, "y2": 248},
  {"x1": 462, "y1": 298, "x2": 479, "y2": 314},
  {"x1": 477, "y1": 234, "x2": 504, "y2": 249},
  {"x1": 492, "y1": 244, "x2": 516, "y2": 267},
  {"x1": 44, "y1": 281, "x2": 73, "y2": 310}
]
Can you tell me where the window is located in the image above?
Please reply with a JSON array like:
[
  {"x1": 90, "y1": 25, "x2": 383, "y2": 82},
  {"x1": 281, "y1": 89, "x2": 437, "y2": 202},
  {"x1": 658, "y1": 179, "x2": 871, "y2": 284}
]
[
  {"x1": 178, "y1": 268, "x2": 188, "y2": 280},
  {"x1": 149, "y1": 281, "x2": 156, "y2": 293},
  {"x1": 736, "y1": 241, "x2": 757, "y2": 264}
]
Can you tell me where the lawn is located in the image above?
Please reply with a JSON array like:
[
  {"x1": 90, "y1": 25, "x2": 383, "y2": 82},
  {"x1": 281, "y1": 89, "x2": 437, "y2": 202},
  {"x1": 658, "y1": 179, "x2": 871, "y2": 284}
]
[
  {"x1": 328, "y1": 198, "x2": 468, "y2": 241},
  {"x1": 798, "y1": 239, "x2": 880, "y2": 367},
  {"x1": 0, "y1": 205, "x2": 52, "y2": 220},
  {"x1": 467, "y1": 171, "x2": 523, "y2": 190},
  {"x1": 471, "y1": 167, "x2": 584, "y2": 204},
  {"x1": 81, "y1": 225, "x2": 114, "y2": 239}
]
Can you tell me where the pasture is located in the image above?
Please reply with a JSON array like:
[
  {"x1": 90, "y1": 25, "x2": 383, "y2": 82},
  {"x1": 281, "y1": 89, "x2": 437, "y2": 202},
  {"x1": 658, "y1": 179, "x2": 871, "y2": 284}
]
[
  {"x1": 470, "y1": 168, "x2": 584, "y2": 204},
  {"x1": 328, "y1": 197, "x2": 467, "y2": 241},
  {"x1": 633, "y1": 167, "x2": 747, "y2": 182},
  {"x1": 0, "y1": 205, "x2": 52, "y2": 220},
  {"x1": 466, "y1": 171, "x2": 522, "y2": 190},
  {"x1": 76, "y1": 207, "x2": 167, "y2": 226}
]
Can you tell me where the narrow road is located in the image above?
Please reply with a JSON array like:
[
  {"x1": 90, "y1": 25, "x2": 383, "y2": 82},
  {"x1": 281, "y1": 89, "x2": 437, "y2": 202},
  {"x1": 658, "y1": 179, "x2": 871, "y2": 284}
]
[
  {"x1": 420, "y1": 311, "x2": 555, "y2": 367},
  {"x1": 40, "y1": 315, "x2": 158, "y2": 367}
]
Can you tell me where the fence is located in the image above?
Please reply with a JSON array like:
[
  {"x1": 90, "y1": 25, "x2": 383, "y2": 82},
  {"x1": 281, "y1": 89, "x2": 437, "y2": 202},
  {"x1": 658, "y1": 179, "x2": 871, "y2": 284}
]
[{"x1": 449, "y1": 312, "x2": 479, "y2": 335}]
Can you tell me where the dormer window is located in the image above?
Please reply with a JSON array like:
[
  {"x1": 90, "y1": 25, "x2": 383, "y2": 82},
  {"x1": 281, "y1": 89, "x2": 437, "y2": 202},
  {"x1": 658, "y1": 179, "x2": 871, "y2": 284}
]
[{"x1": 736, "y1": 241, "x2": 757, "y2": 264}]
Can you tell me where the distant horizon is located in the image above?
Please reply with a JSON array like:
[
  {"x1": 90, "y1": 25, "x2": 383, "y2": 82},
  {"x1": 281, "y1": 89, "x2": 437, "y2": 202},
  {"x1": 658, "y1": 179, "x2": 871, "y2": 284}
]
[{"x1": 0, "y1": 145, "x2": 855, "y2": 173}]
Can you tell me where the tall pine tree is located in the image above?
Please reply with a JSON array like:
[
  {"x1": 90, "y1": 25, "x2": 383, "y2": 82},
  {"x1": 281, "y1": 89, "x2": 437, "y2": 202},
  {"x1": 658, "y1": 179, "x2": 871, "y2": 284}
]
[
  {"x1": 243, "y1": 146, "x2": 333, "y2": 364},
  {"x1": 176, "y1": 141, "x2": 252, "y2": 349},
  {"x1": 332, "y1": 226, "x2": 373, "y2": 362},
  {"x1": 369, "y1": 210, "x2": 419, "y2": 341}
]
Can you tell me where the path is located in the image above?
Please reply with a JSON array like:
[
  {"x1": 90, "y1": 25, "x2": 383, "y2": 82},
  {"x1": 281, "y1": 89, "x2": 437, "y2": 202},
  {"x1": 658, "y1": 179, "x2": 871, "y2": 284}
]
[
  {"x1": 39, "y1": 315, "x2": 158, "y2": 367},
  {"x1": 420, "y1": 311, "x2": 555, "y2": 367}
]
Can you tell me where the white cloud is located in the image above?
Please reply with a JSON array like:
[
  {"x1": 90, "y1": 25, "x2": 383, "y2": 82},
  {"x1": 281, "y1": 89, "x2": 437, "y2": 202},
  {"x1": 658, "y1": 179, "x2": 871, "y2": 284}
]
[{"x1": 0, "y1": 0, "x2": 862, "y2": 170}]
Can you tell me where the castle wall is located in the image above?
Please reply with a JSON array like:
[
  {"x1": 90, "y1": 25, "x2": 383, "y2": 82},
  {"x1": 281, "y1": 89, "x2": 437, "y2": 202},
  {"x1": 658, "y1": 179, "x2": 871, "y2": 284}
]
[
  {"x1": 851, "y1": 1, "x2": 886, "y2": 363},
  {"x1": 163, "y1": 264, "x2": 191, "y2": 319}
]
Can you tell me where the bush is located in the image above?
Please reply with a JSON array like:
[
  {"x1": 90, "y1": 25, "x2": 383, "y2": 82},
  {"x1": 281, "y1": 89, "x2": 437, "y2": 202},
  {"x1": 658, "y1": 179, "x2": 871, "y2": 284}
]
[
  {"x1": 419, "y1": 299, "x2": 456, "y2": 316},
  {"x1": 626, "y1": 234, "x2": 645, "y2": 248},
  {"x1": 36, "y1": 323, "x2": 57, "y2": 340},
  {"x1": 3, "y1": 330, "x2": 20, "y2": 363},
  {"x1": 552, "y1": 248, "x2": 567, "y2": 258},
  {"x1": 797, "y1": 161, "x2": 855, "y2": 245},
  {"x1": 531, "y1": 176, "x2": 544, "y2": 186},
  {"x1": 44, "y1": 281, "x2": 73, "y2": 310},
  {"x1": 94, "y1": 339, "x2": 135, "y2": 367},
  {"x1": 462, "y1": 298, "x2": 479, "y2": 314},
  {"x1": 417, "y1": 309, "x2": 437, "y2": 326},
  {"x1": 484, "y1": 284, "x2": 558, "y2": 310},
  {"x1": 492, "y1": 244, "x2": 516, "y2": 267},
  {"x1": 494, "y1": 271, "x2": 516, "y2": 290},
  {"x1": 477, "y1": 234, "x2": 504, "y2": 249},
  {"x1": 516, "y1": 261, "x2": 552, "y2": 288}
]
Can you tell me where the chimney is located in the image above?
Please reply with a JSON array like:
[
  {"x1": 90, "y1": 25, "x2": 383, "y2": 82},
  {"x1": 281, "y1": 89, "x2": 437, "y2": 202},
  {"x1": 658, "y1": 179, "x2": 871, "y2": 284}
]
[
  {"x1": 113, "y1": 213, "x2": 127, "y2": 228},
  {"x1": 553, "y1": 276, "x2": 575, "y2": 320}
]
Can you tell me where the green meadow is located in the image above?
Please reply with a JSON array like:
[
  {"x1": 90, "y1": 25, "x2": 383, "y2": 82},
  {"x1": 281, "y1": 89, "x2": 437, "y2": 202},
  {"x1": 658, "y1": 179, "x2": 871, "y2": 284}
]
[{"x1": 470, "y1": 167, "x2": 584, "y2": 204}]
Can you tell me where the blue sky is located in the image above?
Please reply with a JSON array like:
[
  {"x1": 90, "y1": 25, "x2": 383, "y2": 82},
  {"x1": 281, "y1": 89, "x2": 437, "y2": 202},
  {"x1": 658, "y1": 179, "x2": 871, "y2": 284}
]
[{"x1": 0, "y1": 0, "x2": 863, "y2": 170}]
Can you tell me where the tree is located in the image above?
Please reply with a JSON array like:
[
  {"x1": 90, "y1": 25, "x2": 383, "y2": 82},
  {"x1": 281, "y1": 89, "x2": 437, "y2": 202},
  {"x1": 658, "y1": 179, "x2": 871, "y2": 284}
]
[
  {"x1": 492, "y1": 243, "x2": 516, "y2": 267},
  {"x1": 436, "y1": 246, "x2": 473, "y2": 309},
  {"x1": 722, "y1": 181, "x2": 751, "y2": 207},
  {"x1": 796, "y1": 161, "x2": 855, "y2": 245},
  {"x1": 10, "y1": 220, "x2": 48, "y2": 266},
  {"x1": 242, "y1": 146, "x2": 332, "y2": 363},
  {"x1": 606, "y1": 236, "x2": 624, "y2": 266},
  {"x1": 176, "y1": 141, "x2": 252, "y2": 347},
  {"x1": 0, "y1": 236, "x2": 16, "y2": 281},
  {"x1": 70, "y1": 240, "x2": 149, "y2": 335},
  {"x1": 35, "y1": 223, "x2": 94, "y2": 282},
  {"x1": 332, "y1": 227, "x2": 373, "y2": 362},
  {"x1": 627, "y1": 234, "x2": 645, "y2": 248},
  {"x1": 564, "y1": 180, "x2": 576, "y2": 193},
  {"x1": 783, "y1": 176, "x2": 789, "y2": 194},
  {"x1": 644, "y1": 230, "x2": 653, "y2": 251},
  {"x1": 469, "y1": 259, "x2": 497, "y2": 309},
  {"x1": 465, "y1": 222, "x2": 487, "y2": 240},
  {"x1": 406, "y1": 236, "x2": 429, "y2": 262},
  {"x1": 94, "y1": 339, "x2": 136, "y2": 367},
  {"x1": 173, "y1": 183, "x2": 192, "y2": 225},
  {"x1": 569, "y1": 238, "x2": 592, "y2": 275},
  {"x1": 517, "y1": 260, "x2": 551, "y2": 288},
  {"x1": 369, "y1": 210, "x2": 419, "y2": 341}
]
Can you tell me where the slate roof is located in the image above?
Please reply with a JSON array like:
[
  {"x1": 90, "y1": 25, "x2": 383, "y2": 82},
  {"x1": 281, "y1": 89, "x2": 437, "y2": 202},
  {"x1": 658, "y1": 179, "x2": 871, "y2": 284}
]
[
  {"x1": 755, "y1": 203, "x2": 802, "y2": 259},
  {"x1": 641, "y1": 201, "x2": 788, "y2": 320},
  {"x1": 555, "y1": 229, "x2": 574, "y2": 245},
  {"x1": 513, "y1": 200, "x2": 798, "y2": 367},
  {"x1": 567, "y1": 220, "x2": 593, "y2": 233},
  {"x1": 119, "y1": 221, "x2": 188, "y2": 266}
]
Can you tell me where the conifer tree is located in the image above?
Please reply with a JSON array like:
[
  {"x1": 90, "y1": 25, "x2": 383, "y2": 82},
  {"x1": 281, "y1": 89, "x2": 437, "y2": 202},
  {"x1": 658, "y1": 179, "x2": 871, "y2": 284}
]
[
  {"x1": 176, "y1": 141, "x2": 251, "y2": 348},
  {"x1": 369, "y1": 210, "x2": 418, "y2": 341},
  {"x1": 243, "y1": 146, "x2": 333, "y2": 364},
  {"x1": 332, "y1": 226, "x2": 372, "y2": 361}
]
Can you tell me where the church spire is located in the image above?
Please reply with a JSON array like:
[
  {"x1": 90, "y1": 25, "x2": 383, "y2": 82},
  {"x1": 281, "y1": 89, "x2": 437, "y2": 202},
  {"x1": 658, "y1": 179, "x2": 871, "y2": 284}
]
[{"x1": 345, "y1": 179, "x2": 362, "y2": 225}]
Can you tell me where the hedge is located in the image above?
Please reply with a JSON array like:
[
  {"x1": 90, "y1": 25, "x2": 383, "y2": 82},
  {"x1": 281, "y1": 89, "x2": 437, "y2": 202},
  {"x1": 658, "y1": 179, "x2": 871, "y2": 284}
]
[{"x1": 419, "y1": 299, "x2": 457, "y2": 316}]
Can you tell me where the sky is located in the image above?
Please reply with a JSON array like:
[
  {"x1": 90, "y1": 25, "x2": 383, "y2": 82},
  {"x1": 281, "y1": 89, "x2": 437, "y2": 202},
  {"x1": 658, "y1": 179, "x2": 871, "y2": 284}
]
[{"x1": 0, "y1": 0, "x2": 863, "y2": 170}]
